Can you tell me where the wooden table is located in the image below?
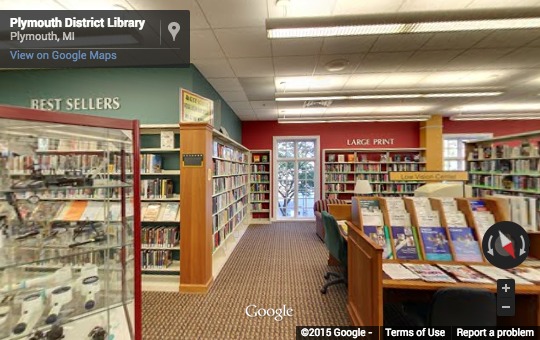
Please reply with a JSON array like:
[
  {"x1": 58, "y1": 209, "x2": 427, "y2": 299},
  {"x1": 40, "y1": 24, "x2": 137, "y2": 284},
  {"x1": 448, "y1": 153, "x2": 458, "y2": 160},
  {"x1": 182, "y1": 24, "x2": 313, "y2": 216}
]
[{"x1": 346, "y1": 220, "x2": 540, "y2": 326}]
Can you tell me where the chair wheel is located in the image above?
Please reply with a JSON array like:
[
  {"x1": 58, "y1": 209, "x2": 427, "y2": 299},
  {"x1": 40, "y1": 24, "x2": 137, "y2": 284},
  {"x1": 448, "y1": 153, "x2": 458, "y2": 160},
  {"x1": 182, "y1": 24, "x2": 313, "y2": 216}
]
[
  {"x1": 324, "y1": 273, "x2": 330, "y2": 280},
  {"x1": 320, "y1": 287, "x2": 327, "y2": 294}
]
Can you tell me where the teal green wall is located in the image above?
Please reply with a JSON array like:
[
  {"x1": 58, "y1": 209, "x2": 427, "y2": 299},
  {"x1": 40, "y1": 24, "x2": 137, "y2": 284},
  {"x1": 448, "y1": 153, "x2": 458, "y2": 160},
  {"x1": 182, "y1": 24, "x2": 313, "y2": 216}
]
[{"x1": 0, "y1": 66, "x2": 242, "y2": 141}]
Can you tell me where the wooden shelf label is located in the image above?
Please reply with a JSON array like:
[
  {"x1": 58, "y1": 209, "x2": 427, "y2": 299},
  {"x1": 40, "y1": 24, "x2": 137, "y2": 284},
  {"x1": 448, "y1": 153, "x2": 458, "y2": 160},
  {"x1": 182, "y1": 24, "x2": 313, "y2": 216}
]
[{"x1": 389, "y1": 171, "x2": 468, "y2": 182}]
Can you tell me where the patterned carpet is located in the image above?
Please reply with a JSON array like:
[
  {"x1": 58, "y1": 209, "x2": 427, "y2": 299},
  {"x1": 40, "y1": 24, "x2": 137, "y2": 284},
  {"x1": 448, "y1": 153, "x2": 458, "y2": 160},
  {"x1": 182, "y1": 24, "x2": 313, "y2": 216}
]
[{"x1": 142, "y1": 222, "x2": 349, "y2": 339}]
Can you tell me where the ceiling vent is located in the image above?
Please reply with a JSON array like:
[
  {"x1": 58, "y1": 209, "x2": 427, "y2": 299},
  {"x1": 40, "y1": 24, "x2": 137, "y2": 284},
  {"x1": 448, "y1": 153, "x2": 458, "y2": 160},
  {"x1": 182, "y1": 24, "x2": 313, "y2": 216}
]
[{"x1": 304, "y1": 100, "x2": 333, "y2": 108}]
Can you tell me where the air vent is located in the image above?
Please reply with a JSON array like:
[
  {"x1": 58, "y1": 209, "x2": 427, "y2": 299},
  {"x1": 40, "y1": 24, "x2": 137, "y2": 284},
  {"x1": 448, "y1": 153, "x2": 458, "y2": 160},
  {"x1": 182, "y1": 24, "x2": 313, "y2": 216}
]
[{"x1": 303, "y1": 100, "x2": 333, "y2": 108}]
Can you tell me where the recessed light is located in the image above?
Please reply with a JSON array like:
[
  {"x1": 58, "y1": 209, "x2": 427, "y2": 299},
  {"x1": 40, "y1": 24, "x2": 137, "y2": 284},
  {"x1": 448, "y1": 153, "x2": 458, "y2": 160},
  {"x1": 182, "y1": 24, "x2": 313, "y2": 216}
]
[{"x1": 324, "y1": 59, "x2": 349, "y2": 72}]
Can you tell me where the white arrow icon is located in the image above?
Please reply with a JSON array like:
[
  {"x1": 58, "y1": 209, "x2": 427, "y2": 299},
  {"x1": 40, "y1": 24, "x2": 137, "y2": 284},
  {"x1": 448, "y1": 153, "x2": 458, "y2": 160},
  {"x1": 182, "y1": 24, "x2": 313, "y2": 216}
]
[
  {"x1": 520, "y1": 235, "x2": 527, "y2": 256},
  {"x1": 487, "y1": 235, "x2": 494, "y2": 256}
]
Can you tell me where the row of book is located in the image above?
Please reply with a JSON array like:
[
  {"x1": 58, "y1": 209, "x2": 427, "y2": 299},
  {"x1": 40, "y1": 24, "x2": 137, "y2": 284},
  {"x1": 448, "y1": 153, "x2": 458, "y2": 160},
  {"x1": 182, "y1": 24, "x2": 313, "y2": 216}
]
[
  {"x1": 250, "y1": 164, "x2": 269, "y2": 172},
  {"x1": 141, "y1": 179, "x2": 174, "y2": 199},
  {"x1": 37, "y1": 139, "x2": 123, "y2": 152},
  {"x1": 469, "y1": 159, "x2": 540, "y2": 173},
  {"x1": 141, "y1": 226, "x2": 179, "y2": 248},
  {"x1": 327, "y1": 153, "x2": 422, "y2": 163},
  {"x1": 252, "y1": 154, "x2": 269, "y2": 163},
  {"x1": 250, "y1": 183, "x2": 269, "y2": 192},
  {"x1": 7, "y1": 200, "x2": 126, "y2": 222},
  {"x1": 213, "y1": 201, "x2": 245, "y2": 232},
  {"x1": 470, "y1": 174, "x2": 540, "y2": 191},
  {"x1": 213, "y1": 175, "x2": 247, "y2": 195},
  {"x1": 141, "y1": 203, "x2": 179, "y2": 222},
  {"x1": 213, "y1": 206, "x2": 247, "y2": 250},
  {"x1": 469, "y1": 142, "x2": 540, "y2": 160},
  {"x1": 213, "y1": 142, "x2": 247, "y2": 163},
  {"x1": 12, "y1": 187, "x2": 132, "y2": 200},
  {"x1": 251, "y1": 203, "x2": 268, "y2": 211},
  {"x1": 214, "y1": 159, "x2": 248, "y2": 176},
  {"x1": 250, "y1": 193, "x2": 269, "y2": 201},
  {"x1": 8, "y1": 154, "x2": 133, "y2": 175},
  {"x1": 212, "y1": 188, "x2": 247, "y2": 213},
  {"x1": 250, "y1": 174, "x2": 269, "y2": 182},
  {"x1": 141, "y1": 154, "x2": 163, "y2": 174},
  {"x1": 141, "y1": 250, "x2": 173, "y2": 269},
  {"x1": 384, "y1": 262, "x2": 540, "y2": 285}
]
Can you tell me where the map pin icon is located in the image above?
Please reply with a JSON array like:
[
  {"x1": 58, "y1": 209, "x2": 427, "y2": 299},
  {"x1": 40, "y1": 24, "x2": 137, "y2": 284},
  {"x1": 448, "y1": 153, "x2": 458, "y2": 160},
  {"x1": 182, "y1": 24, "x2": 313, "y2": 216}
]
[{"x1": 168, "y1": 22, "x2": 180, "y2": 41}]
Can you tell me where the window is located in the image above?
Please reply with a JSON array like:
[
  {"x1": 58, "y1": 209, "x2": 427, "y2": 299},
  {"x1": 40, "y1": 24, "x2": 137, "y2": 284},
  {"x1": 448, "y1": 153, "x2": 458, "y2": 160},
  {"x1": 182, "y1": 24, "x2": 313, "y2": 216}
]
[{"x1": 443, "y1": 134, "x2": 492, "y2": 170}]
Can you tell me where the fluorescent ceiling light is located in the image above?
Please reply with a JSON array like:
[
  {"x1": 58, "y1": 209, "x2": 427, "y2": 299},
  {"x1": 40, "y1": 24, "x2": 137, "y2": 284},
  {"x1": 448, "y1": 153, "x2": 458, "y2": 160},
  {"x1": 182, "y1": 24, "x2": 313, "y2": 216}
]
[
  {"x1": 278, "y1": 115, "x2": 430, "y2": 123},
  {"x1": 267, "y1": 9, "x2": 540, "y2": 38},
  {"x1": 451, "y1": 102, "x2": 540, "y2": 112},
  {"x1": 275, "y1": 91, "x2": 502, "y2": 101},
  {"x1": 450, "y1": 112, "x2": 540, "y2": 120},
  {"x1": 279, "y1": 105, "x2": 429, "y2": 115}
]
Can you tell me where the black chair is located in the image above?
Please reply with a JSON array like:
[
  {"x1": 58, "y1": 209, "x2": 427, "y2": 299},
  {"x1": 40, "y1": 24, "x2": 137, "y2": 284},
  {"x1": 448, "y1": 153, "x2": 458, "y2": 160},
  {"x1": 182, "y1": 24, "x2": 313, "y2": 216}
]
[
  {"x1": 428, "y1": 288, "x2": 496, "y2": 326},
  {"x1": 320, "y1": 211, "x2": 347, "y2": 294}
]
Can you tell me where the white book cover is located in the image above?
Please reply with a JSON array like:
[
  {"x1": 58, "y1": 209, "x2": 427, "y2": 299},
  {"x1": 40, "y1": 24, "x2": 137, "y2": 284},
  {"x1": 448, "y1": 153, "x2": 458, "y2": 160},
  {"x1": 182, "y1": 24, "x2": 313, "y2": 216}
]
[
  {"x1": 389, "y1": 212, "x2": 411, "y2": 227},
  {"x1": 417, "y1": 211, "x2": 440, "y2": 228},
  {"x1": 411, "y1": 197, "x2": 432, "y2": 214},
  {"x1": 362, "y1": 211, "x2": 384, "y2": 227},
  {"x1": 383, "y1": 263, "x2": 419, "y2": 280},
  {"x1": 160, "y1": 131, "x2": 175, "y2": 149},
  {"x1": 508, "y1": 267, "x2": 540, "y2": 283},
  {"x1": 445, "y1": 212, "x2": 468, "y2": 228},
  {"x1": 438, "y1": 198, "x2": 458, "y2": 214},
  {"x1": 437, "y1": 264, "x2": 492, "y2": 284},
  {"x1": 473, "y1": 212, "x2": 495, "y2": 241},
  {"x1": 384, "y1": 197, "x2": 406, "y2": 212}
]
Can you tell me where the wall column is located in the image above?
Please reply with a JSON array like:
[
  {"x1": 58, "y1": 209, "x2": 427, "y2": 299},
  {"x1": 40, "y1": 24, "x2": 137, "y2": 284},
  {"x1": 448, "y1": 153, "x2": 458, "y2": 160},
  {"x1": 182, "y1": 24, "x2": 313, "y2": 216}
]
[
  {"x1": 420, "y1": 115, "x2": 443, "y2": 171},
  {"x1": 179, "y1": 123, "x2": 213, "y2": 293}
]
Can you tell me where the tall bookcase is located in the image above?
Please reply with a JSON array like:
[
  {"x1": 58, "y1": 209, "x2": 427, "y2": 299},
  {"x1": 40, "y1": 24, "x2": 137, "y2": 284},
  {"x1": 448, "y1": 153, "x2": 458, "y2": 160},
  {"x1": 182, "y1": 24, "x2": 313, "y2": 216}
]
[
  {"x1": 212, "y1": 130, "x2": 250, "y2": 275},
  {"x1": 323, "y1": 148, "x2": 426, "y2": 199},
  {"x1": 249, "y1": 149, "x2": 271, "y2": 222},
  {"x1": 139, "y1": 124, "x2": 180, "y2": 291},
  {"x1": 465, "y1": 131, "x2": 540, "y2": 230}
]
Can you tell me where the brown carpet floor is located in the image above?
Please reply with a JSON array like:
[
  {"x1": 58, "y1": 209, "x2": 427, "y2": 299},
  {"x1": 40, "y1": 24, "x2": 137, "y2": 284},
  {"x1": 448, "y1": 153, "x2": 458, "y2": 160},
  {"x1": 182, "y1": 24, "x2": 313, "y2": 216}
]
[{"x1": 142, "y1": 222, "x2": 349, "y2": 340}]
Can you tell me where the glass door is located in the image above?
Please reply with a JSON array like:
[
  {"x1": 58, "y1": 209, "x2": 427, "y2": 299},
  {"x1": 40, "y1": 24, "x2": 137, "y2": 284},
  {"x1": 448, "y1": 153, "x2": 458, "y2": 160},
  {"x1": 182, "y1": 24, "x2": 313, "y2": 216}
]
[{"x1": 273, "y1": 137, "x2": 319, "y2": 220}]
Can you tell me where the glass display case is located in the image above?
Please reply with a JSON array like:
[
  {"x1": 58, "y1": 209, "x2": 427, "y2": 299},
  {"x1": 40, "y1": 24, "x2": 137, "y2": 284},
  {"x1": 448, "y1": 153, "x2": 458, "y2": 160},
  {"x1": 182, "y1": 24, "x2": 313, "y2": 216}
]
[{"x1": 0, "y1": 106, "x2": 140, "y2": 340}]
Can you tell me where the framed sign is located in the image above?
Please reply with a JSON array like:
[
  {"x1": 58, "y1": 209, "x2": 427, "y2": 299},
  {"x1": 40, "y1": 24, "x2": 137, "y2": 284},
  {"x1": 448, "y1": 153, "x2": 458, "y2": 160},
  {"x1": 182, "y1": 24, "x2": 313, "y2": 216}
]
[
  {"x1": 180, "y1": 89, "x2": 214, "y2": 125},
  {"x1": 182, "y1": 154, "x2": 204, "y2": 167},
  {"x1": 389, "y1": 171, "x2": 468, "y2": 182}
]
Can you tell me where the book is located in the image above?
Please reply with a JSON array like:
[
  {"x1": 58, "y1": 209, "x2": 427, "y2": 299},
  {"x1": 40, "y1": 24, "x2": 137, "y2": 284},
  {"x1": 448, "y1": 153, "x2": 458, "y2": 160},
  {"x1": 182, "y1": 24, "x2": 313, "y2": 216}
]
[
  {"x1": 253, "y1": 155, "x2": 260, "y2": 163},
  {"x1": 445, "y1": 212, "x2": 468, "y2": 228},
  {"x1": 419, "y1": 227, "x2": 452, "y2": 261},
  {"x1": 437, "y1": 264, "x2": 493, "y2": 284},
  {"x1": 143, "y1": 203, "x2": 161, "y2": 221},
  {"x1": 360, "y1": 200, "x2": 384, "y2": 226},
  {"x1": 62, "y1": 201, "x2": 88, "y2": 221},
  {"x1": 30, "y1": 201, "x2": 64, "y2": 221},
  {"x1": 416, "y1": 211, "x2": 440, "y2": 227},
  {"x1": 448, "y1": 227, "x2": 483, "y2": 262},
  {"x1": 382, "y1": 263, "x2": 419, "y2": 280},
  {"x1": 388, "y1": 212, "x2": 411, "y2": 227},
  {"x1": 160, "y1": 131, "x2": 174, "y2": 149},
  {"x1": 347, "y1": 154, "x2": 355, "y2": 162},
  {"x1": 328, "y1": 154, "x2": 336, "y2": 162},
  {"x1": 261, "y1": 155, "x2": 268, "y2": 163},
  {"x1": 391, "y1": 226, "x2": 420, "y2": 260},
  {"x1": 363, "y1": 225, "x2": 393, "y2": 259},
  {"x1": 158, "y1": 203, "x2": 179, "y2": 222},
  {"x1": 403, "y1": 263, "x2": 456, "y2": 283},
  {"x1": 470, "y1": 265, "x2": 533, "y2": 285},
  {"x1": 507, "y1": 267, "x2": 540, "y2": 283},
  {"x1": 384, "y1": 197, "x2": 406, "y2": 212},
  {"x1": 337, "y1": 154, "x2": 345, "y2": 163}
]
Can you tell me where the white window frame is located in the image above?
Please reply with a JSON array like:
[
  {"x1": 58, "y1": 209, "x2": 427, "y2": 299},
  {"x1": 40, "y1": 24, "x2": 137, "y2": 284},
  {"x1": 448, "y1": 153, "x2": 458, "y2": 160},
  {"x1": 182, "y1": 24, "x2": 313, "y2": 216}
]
[
  {"x1": 273, "y1": 136, "x2": 320, "y2": 221},
  {"x1": 443, "y1": 133, "x2": 493, "y2": 170}
]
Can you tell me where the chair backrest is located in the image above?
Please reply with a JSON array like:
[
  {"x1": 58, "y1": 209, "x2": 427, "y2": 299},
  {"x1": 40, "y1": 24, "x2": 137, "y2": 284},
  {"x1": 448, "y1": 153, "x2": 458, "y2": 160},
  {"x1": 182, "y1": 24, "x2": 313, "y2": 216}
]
[
  {"x1": 429, "y1": 288, "x2": 496, "y2": 326},
  {"x1": 314, "y1": 199, "x2": 346, "y2": 213},
  {"x1": 322, "y1": 211, "x2": 347, "y2": 267}
]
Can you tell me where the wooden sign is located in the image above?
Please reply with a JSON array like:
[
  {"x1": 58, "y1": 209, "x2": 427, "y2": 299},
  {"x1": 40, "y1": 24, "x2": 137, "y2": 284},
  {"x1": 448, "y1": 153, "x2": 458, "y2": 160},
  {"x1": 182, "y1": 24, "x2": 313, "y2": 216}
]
[
  {"x1": 389, "y1": 171, "x2": 468, "y2": 182},
  {"x1": 182, "y1": 154, "x2": 204, "y2": 167}
]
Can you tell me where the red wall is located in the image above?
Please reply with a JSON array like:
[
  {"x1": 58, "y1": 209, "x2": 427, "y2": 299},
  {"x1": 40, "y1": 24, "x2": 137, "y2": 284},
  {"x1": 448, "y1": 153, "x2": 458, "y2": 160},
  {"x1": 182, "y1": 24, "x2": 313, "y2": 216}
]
[
  {"x1": 242, "y1": 121, "x2": 421, "y2": 150},
  {"x1": 443, "y1": 118, "x2": 540, "y2": 136}
]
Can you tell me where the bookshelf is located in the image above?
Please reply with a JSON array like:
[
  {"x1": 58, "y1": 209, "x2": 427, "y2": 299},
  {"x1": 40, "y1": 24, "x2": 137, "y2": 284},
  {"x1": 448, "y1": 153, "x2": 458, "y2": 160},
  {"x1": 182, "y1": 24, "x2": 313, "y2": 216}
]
[
  {"x1": 323, "y1": 148, "x2": 426, "y2": 199},
  {"x1": 139, "y1": 124, "x2": 180, "y2": 291},
  {"x1": 465, "y1": 131, "x2": 540, "y2": 232},
  {"x1": 212, "y1": 130, "x2": 249, "y2": 276},
  {"x1": 249, "y1": 149, "x2": 271, "y2": 222}
]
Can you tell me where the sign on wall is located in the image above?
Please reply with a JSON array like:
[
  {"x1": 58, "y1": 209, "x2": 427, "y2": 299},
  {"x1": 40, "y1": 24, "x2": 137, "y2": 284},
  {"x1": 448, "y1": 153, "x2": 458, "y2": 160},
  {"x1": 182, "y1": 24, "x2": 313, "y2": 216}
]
[
  {"x1": 30, "y1": 97, "x2": 121, "y2": 111},
  {"x1": 180, "y1": 89, "x2": 213, "y2": 125},
  {"x1": 346, "y1": 138, "x2": 395, "y2": 146}
]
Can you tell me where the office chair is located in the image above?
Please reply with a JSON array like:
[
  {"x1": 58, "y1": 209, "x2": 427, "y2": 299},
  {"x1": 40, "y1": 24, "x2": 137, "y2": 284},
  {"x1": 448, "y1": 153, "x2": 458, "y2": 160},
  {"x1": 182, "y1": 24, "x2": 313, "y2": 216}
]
[
  {"x1": 428, "y1": 288, "x2": 496, "y2": 326},
  {"x1": 320, "y1": 211, "x2": 347, "y2": 294}
]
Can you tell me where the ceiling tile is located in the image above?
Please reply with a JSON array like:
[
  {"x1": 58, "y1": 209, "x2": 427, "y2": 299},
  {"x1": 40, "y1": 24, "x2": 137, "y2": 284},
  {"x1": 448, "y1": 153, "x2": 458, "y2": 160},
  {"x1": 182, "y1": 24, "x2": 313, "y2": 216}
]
[
  {"x1": 444, "y1": 48, "x2": 514, "y2": 70},
  {"x1": 358, "y1": 52, "x2": 414, "y2": 72},
  {"x1": 419, "y1": 70, "x2": 511, "y2": 87},
  {"x1": 398, "y1": 50, "x2": 463, "y2": 71},
  {"x1": 268, "y1": 0, "x2": 337, "y2": 18},
  {"x1": 190, "y1": 30, "x2": 224, "y2": 60},
  {"x1": 271, "y1": 38, "x2": 324, "y2": 57},
  {"x1": 198, "y1": 0, "x2": 267, "y2": 28},
  {"x1": 214, "y1": 28, "x2": 271, "y2": 58},
  {"x1": 207, "y1": 78, "x2": 243, "y2": 92},
  {"x1": 370, "y1": 34, "x2": 433, "y2": 52},
  {"x1": 475, "y1": 30, "x2": 540, "y2": 49},
  {"x1": 228, "y1": 101, "x2": 253, "y2": 111},
  {"x1": 193, "y1": 59, "x2": 235, "y2": 78},
  {"x1": 126, "y1": 0, "x2": 209, "y2": 29},
  {"x1": 314, "y1": 54, "x2": 363, "y2": 75},
  {"x1": 333, "y1": 0, "x2": 404, "y2": 15},
  {"x1": 376, "y1": 72, "x2": 427, "y2": 89},
  {"x1": 399, "y1": 0, "x2": 473, "y2": 12},
  {"x1": 229, "y1": 58, "x2": 274, "y2": 77},
  {"x1": 238, "y1": 77, "x2": 276, "y2": 101},
  {"x1": 495, "y1": 48, "x2": 540, "y2": 68},
  {"x1": 220, "y1": 91, "x2": 249, "y2": 102},
  {"x1": 250, "y1": 101, "x2": 277, "y2": 109},
  {"x1": 254, "y1": 109, "x2": 278, "y2": 117},
  {"x1": 274, "y1": 56, "x2": 318, "y2": 76},
  {"x1": 321, "y1": 36, "x2": 378, "y2": 54},
  {"x1": 308, "y1": 75, "x2": 350, "y2": 91},
  {"x1": 421, "y1": 31, "x2": 490, "y2": 50},
  {"x1": 342, "y1": 73, "x2": 388, "y2": 90}
]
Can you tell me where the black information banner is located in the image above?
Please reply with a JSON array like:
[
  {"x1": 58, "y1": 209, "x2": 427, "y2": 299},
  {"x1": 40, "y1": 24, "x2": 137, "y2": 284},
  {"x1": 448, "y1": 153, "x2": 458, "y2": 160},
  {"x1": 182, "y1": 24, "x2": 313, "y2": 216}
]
[
  {"x1": 0, "y1": 10, "x2": 190, "y2": 68},
  {"x1": 295, "y1": 327, "x2": 538, "y2": 340}
]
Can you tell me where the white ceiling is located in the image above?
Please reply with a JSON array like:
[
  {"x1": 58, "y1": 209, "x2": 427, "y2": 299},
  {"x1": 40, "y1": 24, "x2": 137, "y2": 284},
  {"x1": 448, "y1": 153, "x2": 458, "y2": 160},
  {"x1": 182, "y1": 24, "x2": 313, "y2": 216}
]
[{"x1": 5, "y1": 0, "x2": 540, "y2": 121}]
